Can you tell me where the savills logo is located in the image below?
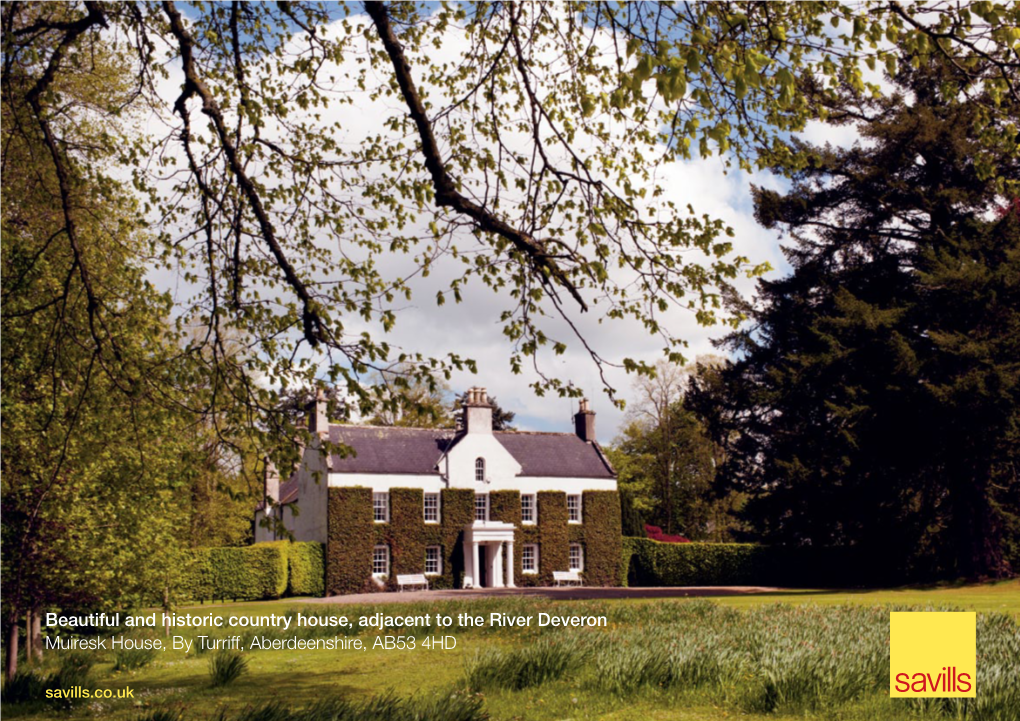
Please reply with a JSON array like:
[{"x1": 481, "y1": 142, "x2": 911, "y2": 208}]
[{"x1": 889, "y1": 612, "x2": 976, "y2": 698}]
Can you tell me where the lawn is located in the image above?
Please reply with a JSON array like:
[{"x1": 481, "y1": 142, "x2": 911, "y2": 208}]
[{"x1": 2, "y1": 580, "x2": 1018, "y2": 721}]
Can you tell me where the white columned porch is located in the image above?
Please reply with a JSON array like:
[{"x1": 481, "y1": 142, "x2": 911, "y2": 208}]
[{"x1": 462, "y1": 521, "x2": 516, "y2": 589}]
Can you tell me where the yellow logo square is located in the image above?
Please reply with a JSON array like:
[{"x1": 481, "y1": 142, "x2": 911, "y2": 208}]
[{"x1": 890, "y1": 612, "x2": 976, "y2": 697}]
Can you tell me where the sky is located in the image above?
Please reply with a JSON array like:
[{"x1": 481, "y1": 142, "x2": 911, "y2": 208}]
[{"x1": 144, "y1": 5, "x2": 862, "y2": 443}]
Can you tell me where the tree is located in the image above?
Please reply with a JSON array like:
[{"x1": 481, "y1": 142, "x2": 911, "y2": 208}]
[
  {"x1": 366, "y1": 363, "x2": 454, "y2": 428},
  {"x1": 697, "y1": 54, "x2": 1020, "y2": 579},
  {"x1": 606, "y1": 360, "x2": 719, "y2": 538},
  {"x1": 0, "y1": 17, "x2": 235, "y2": 677},
  {"x1": 3, "y1": 0, "x2": 1016, "y2": 450}
]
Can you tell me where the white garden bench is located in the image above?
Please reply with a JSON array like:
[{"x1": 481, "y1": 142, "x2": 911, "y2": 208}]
[
  {"x1": 396, "y1": 573, "x2": 429, "y2": 592},
  {"x1": 552, "y1": 571, "x2": 582, "y2": 587}
]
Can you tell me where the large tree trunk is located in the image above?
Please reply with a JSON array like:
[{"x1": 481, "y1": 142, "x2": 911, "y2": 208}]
[
  {"x1": 30, "y1": 607, "x2": 43, "y2": 663},
  {"x1": 24, "y1": 608, "x2": 33, "y2": 665},
  {"x1": 5, "y1": 614, "x2": 19, "y2": 681}
]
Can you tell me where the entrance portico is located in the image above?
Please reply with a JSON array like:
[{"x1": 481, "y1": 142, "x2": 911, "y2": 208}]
[{"x1": 462, "y1": 521, "x2": 516, "y2": 589}]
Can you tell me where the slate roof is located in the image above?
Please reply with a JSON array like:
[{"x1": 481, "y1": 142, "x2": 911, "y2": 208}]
[
  {"x1": 326, "y1": 425, "x2": 614, "y2": 479},
  {"x1": 494, "y1": 431, "x2": 615, "y2": 478}
]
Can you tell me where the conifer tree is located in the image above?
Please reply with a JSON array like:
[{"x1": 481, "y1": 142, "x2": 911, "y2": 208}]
[{"x1": 696, "y1": 55, "x2": 1020, "y2": 579}]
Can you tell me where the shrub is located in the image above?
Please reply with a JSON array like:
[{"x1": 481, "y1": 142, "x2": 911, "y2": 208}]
[
  {"x1": 47, "y1": 652, "x2": 96, "y2": 709},
  {"x1": 621, "y1": 537, "x2": 867, "y2": 587},
  {"x1": 210, "y1": 542, "x2": 289, "y2": 601},
  {"x1": 288, "y1": 542, "x2": 325, "y2": 597},
  {"x1": 209, "y1": 649, "x2": 249, "y2": 686},
  {"x1": 1, "y1": 670, "x2": 46, "y2": 704},
  {"x1": 644, "y1": 524, "x2": 689, "y2": 543},
  {"x1": 176, "y1": 548, "x2": 215, "y2": 602}
]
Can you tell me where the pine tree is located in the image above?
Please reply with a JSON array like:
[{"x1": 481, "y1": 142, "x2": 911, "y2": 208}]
[{"x1": 697, "y1": 55, "x2": 1020, "y2": 579}]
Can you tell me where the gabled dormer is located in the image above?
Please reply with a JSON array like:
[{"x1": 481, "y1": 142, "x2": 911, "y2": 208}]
[{"x1": 441, "y1": 387, "x2": 521, "y2": 487}]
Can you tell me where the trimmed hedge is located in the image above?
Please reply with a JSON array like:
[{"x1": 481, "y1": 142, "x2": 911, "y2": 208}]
[
  {"x1": 177, "y1": 542, "x2": 304, "y2": 602},
  {"x1": 288, "y1": 542, "x2": 325, "y2": 597},
  {"x1": 177, "y1": 548, "x2": 215, "y2": 602},
  {"x1": 210, "y1": 542, "x2": 289, "y2": 600},
  {"x1": 621, "y1": 537, "x2": 871, "y2": 587}
]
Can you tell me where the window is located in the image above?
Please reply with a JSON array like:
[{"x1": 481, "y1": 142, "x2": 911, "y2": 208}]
[
  {"x1": 569, "y1": 543, "x2": 584, "y2": 572},
  {"x1": 424, "y1": 493, "x2": 439, "y2": 523},
  {"x1": 521, "y1": 494, "x2": 536, "y2": 524},
  {"x1": 373, "y1": 545, "x2": 390, "y2": 578},
  {"x1": 567, "y1": 494, "x2": 582, "y2": 523},
  {"x1": 522, "y1": 544, "x2": 538, "y2": 574},
  {"x1": 425, "y1": 546, "x2": 442, "y2": 575},
  {"x1": 373, "y1": 492, "x2": 389, "y2": 523},
  {"x1": 475, "y1": 457, "x2": 486, "y2": 482},
  {"x1": 474, "y1": 493, "x2": 488, "y2": 522}
]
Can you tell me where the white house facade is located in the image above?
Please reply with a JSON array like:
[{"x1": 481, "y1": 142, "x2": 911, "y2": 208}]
[{"x1": 255, "y1": 388, "x2": 622, "y2": 593}]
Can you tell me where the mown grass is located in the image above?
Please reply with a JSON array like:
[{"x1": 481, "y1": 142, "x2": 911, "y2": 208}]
[{"x1": 1, "y1": 581, "x2": 1017, "y2": 721}]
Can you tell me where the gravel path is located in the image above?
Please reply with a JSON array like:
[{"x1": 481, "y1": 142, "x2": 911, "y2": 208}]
[{"x1": 306, "y1": 586, "x2": 787, "y2": 605}]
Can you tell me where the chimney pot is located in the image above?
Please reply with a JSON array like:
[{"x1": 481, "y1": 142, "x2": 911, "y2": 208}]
[
  {"x1": 306, "y1": 387, "x2": 328, "y2": 434},
  {"x1": 574, "y1": 398, "x2": 596, "y2": 442},
  {"x1": 463, "y1": 386, "x2": 493, "y2": 433}
]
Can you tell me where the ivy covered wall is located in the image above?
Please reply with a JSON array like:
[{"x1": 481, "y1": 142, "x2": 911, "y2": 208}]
[
  {"x1": 326, "y1": 486, "x2": 374, "y2": 595},
  {"x1": 325, "y1": 486, "x2": 622, "y2": 593}
]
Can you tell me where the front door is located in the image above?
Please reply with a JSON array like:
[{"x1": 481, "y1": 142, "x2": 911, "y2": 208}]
[{"x1": 477, "y1": 545, "x2": 488, "y2": 588}]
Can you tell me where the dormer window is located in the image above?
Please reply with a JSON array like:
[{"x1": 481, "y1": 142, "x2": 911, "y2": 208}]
[{"x1": 475, "y1": 457, "x2": 486, "y2": 482}]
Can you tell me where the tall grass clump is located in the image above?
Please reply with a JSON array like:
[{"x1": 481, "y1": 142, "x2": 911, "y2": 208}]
[
  {"x1": 465, "y1": 634, "x2": 587, "y2": 691},
  {"x1": 114, "y1": 639, "x2": 159, "y2": 671},
  {"x1": 589, "y1": 626, "x2": 742, "y2": 696},
  {"x1": 1, "y1": 670, "x2": 47, "y2": 704},
  {"x1": 209, "y1": 649, "x2": 249, "y2": 686},
  {"x1": 737, "y1": 605, "x2": 889, "y2": 713}
]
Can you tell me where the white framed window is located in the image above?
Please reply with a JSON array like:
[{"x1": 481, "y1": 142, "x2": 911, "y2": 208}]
[
  {"x1": 475, "y1": 457, "x2": 486, "y2": 482},
  {"x1": 425, "y1": 546, "x2": 442, "y2": 575},
  {"x1": 373, "y1": 492, "x2": 389, "y2": 523},
  {"x1": 373, "y1": 545, "x2": 390, "y2": 578},
  {"x1": 522, "y1": 544, "x2": 538, "y2": 574},
  {"x1": 474, "y1": 493, "x2": 488, "y2": 522},
  {"x1": 424, "y1": 493, "x2": 439, "y2": 523},
  {"x1": 521, "y1": 493, "x2": 536, "y2": 524},
  {"x1": 569, "y1": 543, "x2": 584, "y2": 572},
  {"x1": 567, "y1": 494, "x2": 582, "y2": 523}
]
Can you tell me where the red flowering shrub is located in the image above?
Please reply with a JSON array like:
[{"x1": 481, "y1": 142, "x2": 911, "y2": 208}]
[{"x1": 644, "y1": 524, "x2": 690, "y2": 544}]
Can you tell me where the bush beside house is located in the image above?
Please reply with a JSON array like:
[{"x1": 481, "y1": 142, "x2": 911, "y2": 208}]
[
  {"x1": 178, "y1": 541, "x2": 324, "y2": 602},
  {"x1": 621, "y1": 537, "x2": 873, "y2": 588}
]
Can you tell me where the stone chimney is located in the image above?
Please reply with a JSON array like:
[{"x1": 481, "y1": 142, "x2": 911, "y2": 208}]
[
  {"x1": 463, "y1": 386, "x2": 493, "y2": 434},
  {"x1": 306, "y1": 387, "x2": 328, "y2": 434},
  {"x1": 574, "y1": 398, "x2": 596, "y2": 442},
  {"x1": 264, "y1": 458, "x2": 280, "y2": 505}
]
